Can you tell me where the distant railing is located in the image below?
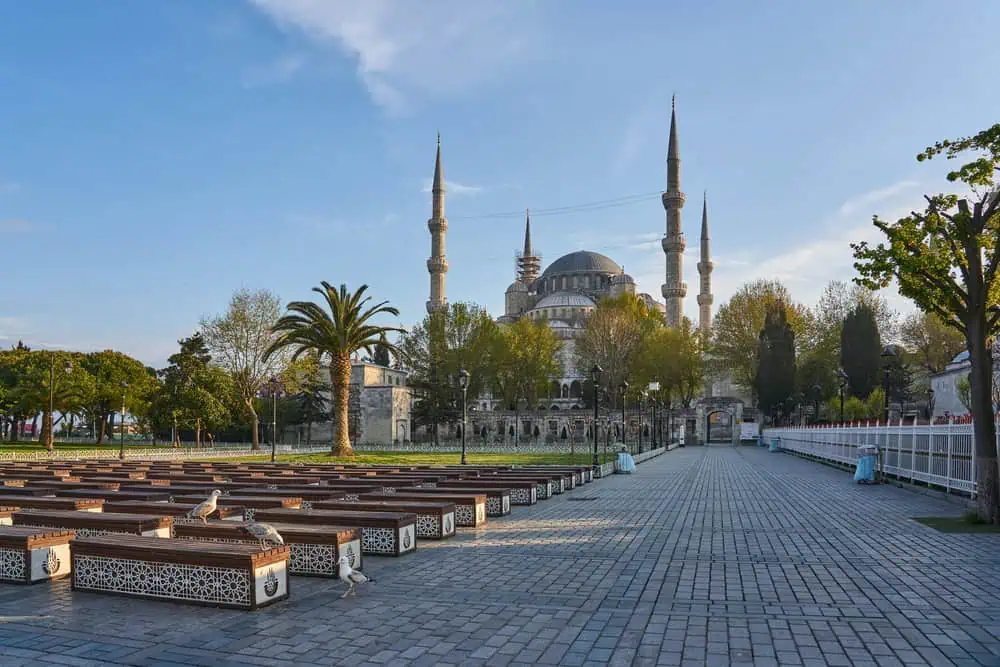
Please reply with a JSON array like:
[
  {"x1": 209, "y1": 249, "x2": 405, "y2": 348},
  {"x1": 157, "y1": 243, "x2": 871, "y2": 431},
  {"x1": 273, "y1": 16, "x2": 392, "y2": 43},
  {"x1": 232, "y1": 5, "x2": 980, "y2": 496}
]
[
  {"x1": 0, "y1": 445, "x2": 329, "y2": 461},
  {"x1": 764, "y1": 419, "x2": 989, "y2": 497}
]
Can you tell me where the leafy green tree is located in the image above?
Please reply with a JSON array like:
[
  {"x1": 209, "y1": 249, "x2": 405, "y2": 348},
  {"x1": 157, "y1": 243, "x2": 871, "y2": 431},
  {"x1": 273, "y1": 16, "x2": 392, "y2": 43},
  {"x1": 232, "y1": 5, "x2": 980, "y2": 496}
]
[
  {"x1": 8, "y1": 351, "x2": 93, "y2": 449},
  {"x1": 899, "y1": 311, "x2": 966, "y2": 375},
  {"x1": 840, "y1": 304, "x2": 882, "y2": 399},
  {"x1": 852, "y1": 122, "x2": 1000, "y2": 523},
  {"x1": 265, "y1": 282, "x2": 403, "y2": 456},
  {"x1": 81, "y1": 350, "x2": 158, "y2": 445},
  {"x1": 755, "y1": 304, "x2": 797, "y2": 423}
]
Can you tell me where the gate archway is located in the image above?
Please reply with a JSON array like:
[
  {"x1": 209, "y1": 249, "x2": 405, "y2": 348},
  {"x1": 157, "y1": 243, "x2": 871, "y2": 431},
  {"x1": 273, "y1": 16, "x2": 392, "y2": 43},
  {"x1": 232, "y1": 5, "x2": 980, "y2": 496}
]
[{"x1": 705, "y1": 410, "x2": 733, "y2": 443}]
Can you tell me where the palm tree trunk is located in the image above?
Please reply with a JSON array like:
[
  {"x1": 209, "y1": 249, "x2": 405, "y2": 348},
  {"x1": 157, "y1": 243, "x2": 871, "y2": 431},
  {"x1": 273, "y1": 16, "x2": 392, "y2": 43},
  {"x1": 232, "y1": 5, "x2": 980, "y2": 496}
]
[{"x1": 330, "y1": 355, "x2": 353, "y2": 456}]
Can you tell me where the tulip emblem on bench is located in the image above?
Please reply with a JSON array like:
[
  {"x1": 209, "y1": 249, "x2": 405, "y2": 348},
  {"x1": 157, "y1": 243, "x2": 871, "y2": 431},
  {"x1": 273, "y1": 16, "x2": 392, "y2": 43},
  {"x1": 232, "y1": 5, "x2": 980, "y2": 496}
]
[
  {"x1": 402, "y1": 531, "x2": 411, "y2": 550},
  {"x1": 263, "y1": 569, "x2": 279, "y2": 598},
  {"x1": 444, "y1": 516, "x2": 452, "y2": 533},
  {"x1": 343, "y1": 544, "x2": 356, "y2": 567},
  {"x1": 42, "y1": 551, "x2": 60, "y2": 576}
]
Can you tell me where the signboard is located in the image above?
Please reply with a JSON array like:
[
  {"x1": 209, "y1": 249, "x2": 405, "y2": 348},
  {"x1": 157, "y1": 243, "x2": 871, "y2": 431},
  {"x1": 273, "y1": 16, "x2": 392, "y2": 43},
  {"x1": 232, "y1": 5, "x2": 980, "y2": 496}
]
[{"x1": 740, "y1": 422, "x2": 759, "y2": 441}]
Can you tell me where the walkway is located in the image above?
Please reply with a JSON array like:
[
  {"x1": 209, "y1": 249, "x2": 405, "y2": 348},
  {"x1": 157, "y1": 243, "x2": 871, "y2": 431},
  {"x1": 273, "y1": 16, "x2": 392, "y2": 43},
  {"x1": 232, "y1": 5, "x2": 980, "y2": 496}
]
[{"x1": 1, "y1": 447, "x2": 999, "y2": 667}]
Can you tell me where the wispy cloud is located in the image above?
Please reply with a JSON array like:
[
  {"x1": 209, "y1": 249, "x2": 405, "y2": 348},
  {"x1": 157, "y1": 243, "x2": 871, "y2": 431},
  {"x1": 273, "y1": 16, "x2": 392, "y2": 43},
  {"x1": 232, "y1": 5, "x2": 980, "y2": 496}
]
[
  {"x1": 836, "y1": 179, "x2": 919, "y2": 217},
  {"x1": 0, "y1": 220, "x2": 35, "y2": 233},
  {"x1": 247, "y1": 0, "x2": 542, "y2": 112},
  {"x1": 241, "y1": 53, "x2": 307, "y2": 88},
  {"x1": 420, "y1": 179, "x2": 484, "y2": 197}
]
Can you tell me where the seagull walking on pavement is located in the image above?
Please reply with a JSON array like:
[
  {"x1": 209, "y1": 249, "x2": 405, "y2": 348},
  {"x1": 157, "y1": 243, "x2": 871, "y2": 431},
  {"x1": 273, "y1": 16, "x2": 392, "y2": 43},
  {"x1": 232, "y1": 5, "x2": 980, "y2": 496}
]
[
  {"x1": 242, "y1": 522, "x2": 284, "y2": 550},
  {"x1": 338, "y1": 555, "x2": 375, "y2": 598},
  {"x1": 186, "y1": 489, "x2": 222, "y2": 524}
]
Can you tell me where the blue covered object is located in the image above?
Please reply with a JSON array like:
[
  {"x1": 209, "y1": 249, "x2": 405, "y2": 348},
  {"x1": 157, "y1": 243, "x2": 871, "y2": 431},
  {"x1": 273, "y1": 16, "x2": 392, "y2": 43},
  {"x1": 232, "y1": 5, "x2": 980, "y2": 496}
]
[
  {"x1": 768, "y1": 437, "x2": 780, "y2": 452},
  {"x1": 855, "y1": 450, "x2": 877, "y2": 483},
  {"x1": 616, "y1": 451, "x2": 636, "y2": 474}
]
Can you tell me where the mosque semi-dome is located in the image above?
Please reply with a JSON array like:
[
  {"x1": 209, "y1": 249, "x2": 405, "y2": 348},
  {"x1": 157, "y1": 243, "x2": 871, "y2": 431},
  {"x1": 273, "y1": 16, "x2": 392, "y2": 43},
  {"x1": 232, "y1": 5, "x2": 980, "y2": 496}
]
[
  {"x1": 540, "y1": 250, "x2": 621, "y2": 278},
  {"x1": 533, "y1": 291, "x2": 597, "y2": 309}
]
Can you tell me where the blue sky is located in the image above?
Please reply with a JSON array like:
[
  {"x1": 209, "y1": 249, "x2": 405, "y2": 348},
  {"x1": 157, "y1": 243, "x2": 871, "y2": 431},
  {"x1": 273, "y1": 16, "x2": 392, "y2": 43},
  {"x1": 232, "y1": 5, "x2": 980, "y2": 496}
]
[{"x1": 1, "y1": 0, "x2": 997, "y2": 367}]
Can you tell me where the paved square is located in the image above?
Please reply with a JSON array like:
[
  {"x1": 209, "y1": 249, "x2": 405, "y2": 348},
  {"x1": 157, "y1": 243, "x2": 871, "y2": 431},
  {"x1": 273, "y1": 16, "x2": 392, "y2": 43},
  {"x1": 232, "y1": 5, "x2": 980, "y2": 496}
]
[{"x1": 1, "y1": 447, "x2": 999, "y2": 666}]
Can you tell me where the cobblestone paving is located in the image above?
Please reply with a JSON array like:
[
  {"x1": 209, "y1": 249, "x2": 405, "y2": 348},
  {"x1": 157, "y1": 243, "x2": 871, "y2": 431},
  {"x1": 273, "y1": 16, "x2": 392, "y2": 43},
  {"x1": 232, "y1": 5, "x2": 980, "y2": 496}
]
[{"x1": 1, "y1": 447, "x2": 999, "y2": 667}]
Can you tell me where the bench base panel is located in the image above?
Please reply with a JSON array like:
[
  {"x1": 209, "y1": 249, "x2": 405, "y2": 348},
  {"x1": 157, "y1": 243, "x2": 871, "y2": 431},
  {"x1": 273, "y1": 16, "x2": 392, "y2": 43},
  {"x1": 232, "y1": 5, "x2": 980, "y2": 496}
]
[
  {"x1": 0, "y1": 544, "x2": 72, "y2": 584},
  {"x1": 414, "y1": 512, "x2": 455, "y2": 539},
  {"x1": 361, "y1": 524, "x2": 416, "y2": 556},
  {"x1": 176, "y1": 536, "x2": 363, "y2": 578},
  {"x1": 454, "y1": 503, "x2": 487, "y2": 528}
]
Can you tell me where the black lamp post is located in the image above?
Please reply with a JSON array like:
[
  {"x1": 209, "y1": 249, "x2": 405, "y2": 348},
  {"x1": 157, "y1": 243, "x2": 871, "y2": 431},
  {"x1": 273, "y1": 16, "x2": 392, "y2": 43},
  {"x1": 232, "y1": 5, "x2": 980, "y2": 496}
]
[
  {"x1": 267, "y1": 377, "x2": 282, "y2": 464},
  {"x1": 118, "y1": 381, "x2": 129, "y2": 460},
  {"x1": 881, "y1": 346, "x2": 895, "y2": 421},
  {"x1": 812, "y1": 383, "x2": 821, "y2": 424},
  {"x1": 619, "y1": 381, "x2": 628, "y2": 450},
  {"x1": 838, "y1": 369, "x2": 848, "y2": 423},
  {"x1": 648, "y1": 382, "x2": 660, "y2": 449},
  {"x1": 927, "y1": 387, "x2": 935, "y2": 422},
  {"x1": 591, "y1": 365, "x2": 602, "y2": 467},
  {"x1": 458, "y1": 369, "x2": 469, "y2": 465},
  {"x1": 46, "y1": 353, "x2": 72, "y2": 453}
]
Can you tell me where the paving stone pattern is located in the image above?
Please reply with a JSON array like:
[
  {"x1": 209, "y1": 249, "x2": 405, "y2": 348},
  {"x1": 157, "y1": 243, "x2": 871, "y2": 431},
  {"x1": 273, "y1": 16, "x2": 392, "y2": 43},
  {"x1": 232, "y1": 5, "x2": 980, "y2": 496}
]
[{"x1": 1, "y1": 447, "x2": 999, "y2": 666}]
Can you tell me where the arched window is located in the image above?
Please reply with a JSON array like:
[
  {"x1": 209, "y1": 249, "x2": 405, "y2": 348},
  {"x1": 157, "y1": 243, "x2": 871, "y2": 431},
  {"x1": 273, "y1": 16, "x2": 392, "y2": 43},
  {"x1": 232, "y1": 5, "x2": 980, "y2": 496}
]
[
  {"x1": 550, "y1": 380, "x2": 560, "y2": 397},
  {"x1": 570, "y1": 381, "x2": 582, "y2": 398}
]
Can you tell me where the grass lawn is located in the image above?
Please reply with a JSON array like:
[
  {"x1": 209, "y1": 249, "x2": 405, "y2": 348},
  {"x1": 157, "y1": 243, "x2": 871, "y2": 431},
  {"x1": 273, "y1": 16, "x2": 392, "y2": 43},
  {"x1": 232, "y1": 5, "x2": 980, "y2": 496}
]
[
  {"x1": 206, "y1": 452, "x2": 619, "y2": 466},
  {"x1": 913, "y1": 515, "x2": 1000, "y2": 533}
]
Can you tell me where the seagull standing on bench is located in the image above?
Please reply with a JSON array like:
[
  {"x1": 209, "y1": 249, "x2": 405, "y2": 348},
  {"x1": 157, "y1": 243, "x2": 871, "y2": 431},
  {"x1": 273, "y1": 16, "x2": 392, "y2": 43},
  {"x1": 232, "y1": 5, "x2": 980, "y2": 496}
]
[
  {"x1": 187, "y1": 489, "x2": 222, "y2": 524},
  {"x1": 243, "y1": 521, "x2": 284, "y2": 550},
  {"x1": 338, "y1": 555, "x2": 375, "y2": 598}
]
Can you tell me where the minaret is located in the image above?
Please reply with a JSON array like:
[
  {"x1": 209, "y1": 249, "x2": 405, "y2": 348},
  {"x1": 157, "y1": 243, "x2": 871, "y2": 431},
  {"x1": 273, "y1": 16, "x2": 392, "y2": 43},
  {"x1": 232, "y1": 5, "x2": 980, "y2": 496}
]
[
  {"x1": 661, "y1": 95, "x2": 687, "y2": 327},
  {"x1": 697, "y1": 191, "x2": 714, "y2": 336},
  {"x1": 426, "y1": 134, "x2": 449, "y2": 314},
  {"x1": 516, "y1": 209, "x2": 541, "y2": 284}
]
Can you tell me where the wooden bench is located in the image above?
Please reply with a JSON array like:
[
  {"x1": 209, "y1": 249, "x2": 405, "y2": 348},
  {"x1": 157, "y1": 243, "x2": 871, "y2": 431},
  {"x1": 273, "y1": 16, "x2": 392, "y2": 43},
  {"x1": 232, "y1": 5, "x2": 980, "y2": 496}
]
[
  {"x1": 13, "y1": 510, "x2": 172, "y2": 538},
  {"x1": 171, "y1": 494, "x2": 302, "y2": 520},
  {"x1": 53, "y1": 489, "x2": 172, "y2": 502},
  {"x1": 102, "y1": 501, "x2": 245, "y2": 528},
  {"x1": 0, "y1": 496, "x2": 104, "y2": 512},
  {"x1": 0, "y1": 507, "x2": 14, "y2": 526},
  {"x1": 0, "y1": 526, "x2": 75, "y2": 583},
  {"x1": 71, "y1": 535, "x2": 289, "y2": 610},
  {"x1": 174, "y1": 521, "x2": 362, "y2": 577},
  {"x1": 228, "y1": 488, "x2": 347, "y2": 509},
  {"x1": 252, "y1": 508, "x2": 417, "y2": 556},
  {"x1": 0, "y1": 486, "x2": 54, "y2": 497},
  {"x1": 437, "y1": 479, "x2": 538, "y2": 505},
  {"x1": 312, "y1": 500, "x2": 456, "y2": 539},
  {"x1": 388, "y1": 486, "x2": 511, "y2": 517},
  {"x1": 482, "y1": 475, "x2": 556, "y2": 499},
  {"x1": 362, "y1": 491, "x2": 487, "y2": 528}
]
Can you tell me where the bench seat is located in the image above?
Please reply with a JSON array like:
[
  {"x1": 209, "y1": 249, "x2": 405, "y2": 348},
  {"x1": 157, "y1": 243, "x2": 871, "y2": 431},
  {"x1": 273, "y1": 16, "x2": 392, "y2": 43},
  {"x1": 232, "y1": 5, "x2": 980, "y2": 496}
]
[
  {"x1": 13, "y1": 510, "x2": 172, "y2": 538},
  {"x1": 361, "y1": 491, "x2": 487, "y2": 528},
  {"x1": 0, "y1": 526, "x2": 75, "y2": 584},
  {"x1": 311, "y1": 500, "x2": 456, "y2": 539},
  {"x1": 102, "y1": 501, "x2": 245, "y2": 527},
  {"x1": 0, "y1": 486, "x2": 55, "y2": 497},
  {"x1": 0, "y1": 496, "x2": 104, "y2": 512},
  {"x1": 481, "y1": 475, "x2": 557, "y2": 499},
  {"x1": 396, "y1": 486, "x2": 511, "y2": 517},
  {"x1": 71, "y1": 535, "x2": 289, "y2": 610},
  {"x1": 436, "y1": 480, "x2": 537, "y2": 505},
  {"x1": 170, "y1": 495, "x2": 302, "y2": 520},
  {"x1": 0, "y1": 507, "x2": 14, "y2": 526},
  {"x1": 53, "y1": 489, "x2": 172, "y2": 502},
  {"x1": 174, "y1": 521, "x2": 362, "y2": 577},
  {"x1": 252, "y1": 508, "x2": 417, "y2": 556},
  {"x1": 228, "y1": 488, "x2": 347, "y2": 508}
]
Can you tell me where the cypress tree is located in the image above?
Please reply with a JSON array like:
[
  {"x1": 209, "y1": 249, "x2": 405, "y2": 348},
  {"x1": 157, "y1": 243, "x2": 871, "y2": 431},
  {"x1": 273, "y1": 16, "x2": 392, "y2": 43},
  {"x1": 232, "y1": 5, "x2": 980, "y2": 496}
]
[{"x1": 841, "y1": 304, "x2": 881, "y2": 398}]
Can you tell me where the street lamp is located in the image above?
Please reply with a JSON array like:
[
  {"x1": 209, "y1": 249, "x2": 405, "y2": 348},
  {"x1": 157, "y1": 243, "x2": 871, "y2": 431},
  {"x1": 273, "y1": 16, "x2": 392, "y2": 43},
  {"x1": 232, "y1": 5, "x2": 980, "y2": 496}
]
[
  {"x1": 619, "y1": 381, "x2": 629, "y2": 451},
  {"x1": 881, "y1": 346, "x2": 896, "y2": 421},
  {"x1": 46, "y1": 353, "x2": 73, "y2": 453},
  {"x1": 838, "y1": 369, "x2": 848, "y2": 423},
  {"x1": 812, "y1": 383, "x2": 821, "y2": 424},
  {"x1": 458, "y1": 369, "x2": 469, "y2": 465},
  {"x1": 648, "y1": 382, "x2": 660, "y2": 449},
  {"x1": 267, "y1": 377, "x2": 282, "y2": 464},
  {"x1": 118, "y1": 381, "x2": 128, "y2": 460},
  {"x1": 591, "y1": 365, "x2": 602, "y2": 467},
  {"x1": 927, "y1": 387, "x2": 935, "y2": 422}
]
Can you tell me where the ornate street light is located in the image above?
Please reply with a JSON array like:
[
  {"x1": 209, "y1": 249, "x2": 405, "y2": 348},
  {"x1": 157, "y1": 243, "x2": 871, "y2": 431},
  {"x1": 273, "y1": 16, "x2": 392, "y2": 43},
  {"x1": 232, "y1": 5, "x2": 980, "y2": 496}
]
[
  {"x1": 118, "y1": 381, "x2": 129, "y2": 460},
  {"x1": 46, "y1": 353, "x2": 73, "y2": 453},
  {"x1": 619, "y1": 381, "x2": 629, "y2": 453},
  {"x1": 458, "y1": 369, "x2": 470, "y2": 465},
  {"x1": 838, "y1": 368, "x2": 848, "y2": 423},
  {"x1": 881, "y1": 346, "x2": 896, "y2": 421},
  {"x1": 267, "y1": 377, "x2": 282, "y2": 463},
  {"x1": 591, "y1": 365, "x2": 602, "y2": 468},
  {"x1": 648, "y1": 382, "x2": 660, "y2": 448}
]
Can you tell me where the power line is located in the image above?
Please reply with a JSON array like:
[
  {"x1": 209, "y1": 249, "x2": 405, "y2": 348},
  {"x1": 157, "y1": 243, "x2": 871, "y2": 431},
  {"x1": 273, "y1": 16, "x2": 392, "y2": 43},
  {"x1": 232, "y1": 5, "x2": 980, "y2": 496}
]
[{"x1": 449, "y1": 191, "x2": 663, "y2": 221}]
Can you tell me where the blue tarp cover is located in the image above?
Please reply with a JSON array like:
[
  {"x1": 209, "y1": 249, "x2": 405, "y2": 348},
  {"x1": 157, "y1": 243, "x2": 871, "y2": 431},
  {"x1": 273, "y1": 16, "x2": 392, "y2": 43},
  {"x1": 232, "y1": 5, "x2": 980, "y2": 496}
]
[
  {"x1": 617, "y1": 451, "x2": 636, "y2": 473},
  {"x1": 855, "y1": 454, "x2": 877, "y2": 482}
]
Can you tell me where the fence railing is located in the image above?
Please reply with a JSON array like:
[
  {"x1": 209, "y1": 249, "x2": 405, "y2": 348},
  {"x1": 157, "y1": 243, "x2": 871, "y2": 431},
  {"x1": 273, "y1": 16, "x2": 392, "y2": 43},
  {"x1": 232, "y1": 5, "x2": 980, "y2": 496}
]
[
  {"x1": 764, "y1": 419, "x2": 989, "y2": 496},
  {"x1": 0, "y1": 445, "x2": 330, "y2": 462}
]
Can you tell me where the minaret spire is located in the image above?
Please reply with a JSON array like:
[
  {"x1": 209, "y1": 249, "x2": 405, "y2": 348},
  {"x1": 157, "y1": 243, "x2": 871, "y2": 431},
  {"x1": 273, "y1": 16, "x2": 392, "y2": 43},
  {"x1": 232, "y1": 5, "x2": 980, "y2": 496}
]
[
  {"x1": 426, "y1": 134, "x2": 448, "y2": 314},
  {"x1": 516, "y1": 208, "x2": 541, "y2": 284},
  {"x1": 522, "y1": 209, "x2": 533, "y2": 256},
  {"x1": 661, "y1": 96, "x2": 687, "y2": 327},
  {"x1": 697, "y1": 191, "x2": 714, "y2": 336}
]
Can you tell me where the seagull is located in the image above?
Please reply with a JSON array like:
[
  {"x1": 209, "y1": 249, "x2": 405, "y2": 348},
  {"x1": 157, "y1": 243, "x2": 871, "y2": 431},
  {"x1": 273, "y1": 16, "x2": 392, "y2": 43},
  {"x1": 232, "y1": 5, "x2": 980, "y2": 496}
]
[
  {"x1": 338, "y1": 555, "x2": 375, "y2": 598},
  {"x1": 186, "y1": 489, "x2": 222, "y2": 524},
  {"x1": 242, "y1": 522, "x2": 284, "y2": 550}
]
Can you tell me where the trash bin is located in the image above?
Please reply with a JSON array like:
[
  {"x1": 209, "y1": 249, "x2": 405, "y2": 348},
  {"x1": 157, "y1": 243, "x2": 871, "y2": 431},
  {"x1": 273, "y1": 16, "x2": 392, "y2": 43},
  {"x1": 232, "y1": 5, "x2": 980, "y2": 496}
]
[
  {"x1": 758, "y1": 436, "x2": 767, "y2": 448},
  {"x1": 854, "y1": 445, "x2": 878, "y2": 483},
  {"x1": 768, "y1": 437, "x2": 780, "y2": 452}
]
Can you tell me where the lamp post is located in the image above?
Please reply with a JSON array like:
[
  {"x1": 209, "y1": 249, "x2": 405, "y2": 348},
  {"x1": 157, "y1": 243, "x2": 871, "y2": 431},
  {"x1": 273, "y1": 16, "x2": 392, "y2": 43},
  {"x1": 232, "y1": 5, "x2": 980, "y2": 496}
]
[
  {"x1": 267, "y1": 377, "x2": 282, "y2": 464},
  {"x1": 812, "y1": 383, "x2": 821, "y2": 424},
  {"x1": 46, "y1": 353, "x2": 73, "y2": 453},
  {"x1": 458, "y1": 369, "x2": 469, "y2": 465},
  {"x1": 927, "y1": 387, "x2": 935, "y2": 423},
  {"x1": 838, "y1": 369, "x2": 848, "y2": 423},
  {"x1": 881, "y1": 346, "x2": 895, "y2": 421},
  {"x1": 648, "y1": 382, "x2": 660, "y2": 449},
  {"x1": 118, "y1": 381, "x2": 128, "y2": 460},
  {"x1": 591, "y1": 365, "x2": 602, "y2": 467},
  {"x1": 619, "y1": 381, "x2": 628, "y2": 450}
]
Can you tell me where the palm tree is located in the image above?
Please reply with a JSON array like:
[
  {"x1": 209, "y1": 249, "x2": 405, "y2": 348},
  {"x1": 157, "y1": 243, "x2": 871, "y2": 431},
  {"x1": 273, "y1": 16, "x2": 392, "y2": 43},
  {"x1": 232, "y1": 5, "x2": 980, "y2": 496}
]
[{"x1": 265, "y1": 283, "x2": 403, "y2": 456}]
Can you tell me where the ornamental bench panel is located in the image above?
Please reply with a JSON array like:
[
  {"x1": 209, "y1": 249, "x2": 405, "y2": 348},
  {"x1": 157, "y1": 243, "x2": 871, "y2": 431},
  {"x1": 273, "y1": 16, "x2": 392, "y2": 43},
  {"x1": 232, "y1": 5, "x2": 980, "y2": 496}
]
[
  {"x1": 312, "y1": 500, "x2": 456, "y2": 539},
  {"x1": 395, "y1": 486, "x2": 511, "y2": 517},
  {"x1": 516, "y1": 467, "x2": 587, "y2": 486},
  {"x1": 53, "y1": 489, "x2": 172, "y2": 502},
  {"x1": 0, "y1": 496, "x2": 105, "y2": 512},
  {"x1": 173, "y1": 521, "x2": 361, "y2": 577},
  {"x1": 228, "y1": 488, "x2": 347, "y2": 509},
  {"x1": 437, "y1": 479, "x2": 538, "y2": 505},
  {"x1": 483, "y1": 475, "x2": 556, "y2": 499},
  {"x1": 0, "y1": 526, "x2": 75, "y2": 584},
  {"x1": 70, "y1": 535, "x2": 289, "y2": 610},
  {"x1": 171, "y1": 495, "x2": 302, "y2": 520},
  {"x1": 102, "y1": 501, "x2": 245, "y2": 527},
  {"x1": 362, "y1": 491, "x2": 487, "y2": 528},
  {"x1": 252, "y1": 508, "x2": 417, "y2": 557},
  {"x1": 13, "y1": 510, "x2": 172, "y2": 538}
]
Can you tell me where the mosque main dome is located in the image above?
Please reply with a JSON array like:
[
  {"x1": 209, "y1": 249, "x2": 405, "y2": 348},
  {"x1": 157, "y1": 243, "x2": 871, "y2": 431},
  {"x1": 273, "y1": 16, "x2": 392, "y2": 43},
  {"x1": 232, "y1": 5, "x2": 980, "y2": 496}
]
[{"x1": 539, "y1": 250, "x2": 621, "y2": 278}]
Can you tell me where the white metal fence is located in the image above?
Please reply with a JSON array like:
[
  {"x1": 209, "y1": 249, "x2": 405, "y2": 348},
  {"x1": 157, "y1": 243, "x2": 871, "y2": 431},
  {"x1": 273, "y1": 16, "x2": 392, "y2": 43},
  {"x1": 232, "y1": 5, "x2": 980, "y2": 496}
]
[
  {"x1": 764, "y1": 419, "x2": 989, "y2": 497},
  {"x1": 0, "y1": 445, "x2": 330, "y2": 462}
]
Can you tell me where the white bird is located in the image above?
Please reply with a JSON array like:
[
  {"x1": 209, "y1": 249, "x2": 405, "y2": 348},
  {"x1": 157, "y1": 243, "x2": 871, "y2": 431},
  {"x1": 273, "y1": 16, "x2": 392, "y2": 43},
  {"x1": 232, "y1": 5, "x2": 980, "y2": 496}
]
[
  {"x1": 338, "y1": 555, "x2": 375, "y2": 598},
  {"x1": 243, "y1": 522, "x2": 284, "y2": 550},
  {"x1": 186, "y1": 489, "x2": 222, "y2": 524}
]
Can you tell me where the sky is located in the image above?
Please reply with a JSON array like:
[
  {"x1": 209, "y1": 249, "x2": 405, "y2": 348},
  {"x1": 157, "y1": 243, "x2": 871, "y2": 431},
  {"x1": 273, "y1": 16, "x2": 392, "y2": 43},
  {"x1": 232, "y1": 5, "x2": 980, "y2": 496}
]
[{"x1": 1, "y1": 0, "x2": 998, "y2": 368}]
